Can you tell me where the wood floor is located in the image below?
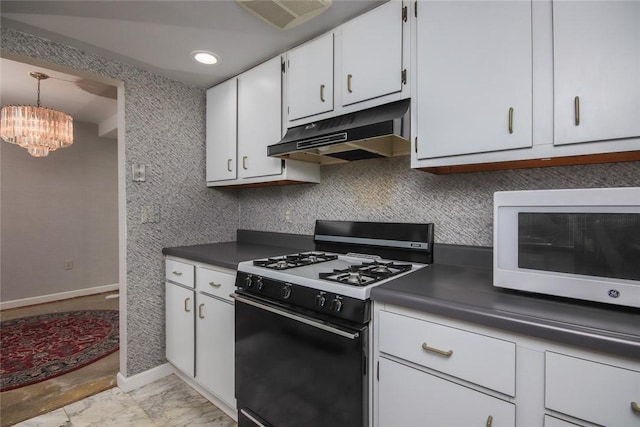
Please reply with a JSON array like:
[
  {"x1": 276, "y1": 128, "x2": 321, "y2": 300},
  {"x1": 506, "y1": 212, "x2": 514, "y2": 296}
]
[{"x1": 0, "y1": 292, "x2": 120, "y2": 427}]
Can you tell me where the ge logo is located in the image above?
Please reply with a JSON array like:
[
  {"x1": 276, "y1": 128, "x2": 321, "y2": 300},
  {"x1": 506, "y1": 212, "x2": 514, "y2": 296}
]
[{"x1": 608, "y1": 289, "x2": 620, "y2": 299}]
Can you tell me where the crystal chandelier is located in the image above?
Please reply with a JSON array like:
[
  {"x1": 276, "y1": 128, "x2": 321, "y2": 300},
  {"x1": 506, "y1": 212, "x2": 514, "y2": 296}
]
[{"x1": 1, "y1": 72, "x2": 73, "y2": 157}]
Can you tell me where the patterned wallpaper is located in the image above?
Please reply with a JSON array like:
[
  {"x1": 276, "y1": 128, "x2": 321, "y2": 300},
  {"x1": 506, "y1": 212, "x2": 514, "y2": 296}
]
[
  {"x1": 239, "y1": 156, "x2": 640, "y2": 247},
  {"x1": 1, "y1": 28, "x2": 239, "y2": 376},
  {"x1": 3, "y1": 26, "x2": 640, "y2": 380}
]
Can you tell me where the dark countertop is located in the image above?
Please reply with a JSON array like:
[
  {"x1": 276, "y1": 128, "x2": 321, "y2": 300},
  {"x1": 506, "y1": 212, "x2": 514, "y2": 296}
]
[
  {"x1": 163, "y1": 231, "x2": 640, "y2": 360},
  {"x1": 161, "y1": 230, "x2": 314, "y2": 270},
  {"x1": 371, "y1": 263, "x2": 640, "y2": 360}
]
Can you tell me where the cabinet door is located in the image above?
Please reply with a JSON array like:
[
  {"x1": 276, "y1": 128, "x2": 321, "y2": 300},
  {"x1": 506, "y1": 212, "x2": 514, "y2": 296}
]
[
  {"x1": 206, "y1": 79, "x2": 237, "y2": 182},
  {"x1": 237, "y1": 56, "x2": 283, "y2": 179},
  {"x1": 166, "y1": 282, "x2": 195, "y2": 376},
  {"x1": 287, "y1": 33, "x2": 334, "y2": 120},
  {"x1": 341, "y1": 0, "x2": 403, "y2": 106},
  {"x1": 378, "y1": 358, "x2": 515, "y2": 427},
  {"x1": 415, "y1": 0, "x2": 532, "y2": 159},
  {"x1": 553, "y1": 1, "x2": 640, "y2": 145},
  {"x1": 196, "y1": 293, "x2": 235, "y2": 409}
]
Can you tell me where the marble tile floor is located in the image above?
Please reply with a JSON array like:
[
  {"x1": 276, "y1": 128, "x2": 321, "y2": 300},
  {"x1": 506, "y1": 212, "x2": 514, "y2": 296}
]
[{"x1": 12, "y1": 374, "x2": 238, "y2": 427}]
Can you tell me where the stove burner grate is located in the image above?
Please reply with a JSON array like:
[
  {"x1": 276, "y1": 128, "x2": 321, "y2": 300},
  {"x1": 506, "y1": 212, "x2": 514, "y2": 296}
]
[
  {"x1": 319, "y1": 261, "x2": 413, "y2": 286},
  {"x1": 253, "y1": 252, "x2": 338, "y2": 270}
]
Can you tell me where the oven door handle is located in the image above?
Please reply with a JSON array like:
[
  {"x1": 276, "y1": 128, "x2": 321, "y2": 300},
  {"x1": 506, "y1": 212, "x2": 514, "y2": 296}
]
[{"x1": 231, "y1": 293, "x2": 360, "y2": 340}]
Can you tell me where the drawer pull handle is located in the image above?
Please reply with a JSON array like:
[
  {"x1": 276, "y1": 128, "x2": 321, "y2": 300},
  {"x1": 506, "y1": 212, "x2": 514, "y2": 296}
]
[
  {"x1": 421, "y1": 342, "x2": 453, "y2": 357},
  {"x1": 227, "y1": 158, "x2": 232, "y2": 172},
  {"x1": 347, "y1": 74, "x2": 353, "y2": 93},
  {"x1": 209, "y1": 281, "x2": 222, "y2": 287},
  {"x1": 172, "y1": 271, "x2": 183, "y2": 276},
  {"x1": 486, "y1": 415, "x2": 493, "y2": 427},
  {"x1": 574, "y1": 96, "x2": 580, "y2": 126},
  {"x1": 242, "y1": 156, "x2": 248, "y2": 170},
  {"x1": 184, "y1": 297, "x2": 191, "y2": 312},
  {"x1": 508, "y1": 107, "x2": 514, "y2": 134},
  {"x1": 632, "y1": 401, "x2": 640, "y2": 415},
  {"x1": 320, "y1": 84, "x2": 326, "y2": 102},
  {"x1": 198, "y1": 303, "x2": 205, "y2": 319}
]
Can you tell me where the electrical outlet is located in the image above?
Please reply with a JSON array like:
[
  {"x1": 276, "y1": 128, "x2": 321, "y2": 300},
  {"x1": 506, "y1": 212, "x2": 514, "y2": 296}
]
[
  {"x1": 65, "y1": 259, "x2": 73, "y2": 270},
  {"x1": 285, "y1": 210, "x2": 291, "y2": 222}
]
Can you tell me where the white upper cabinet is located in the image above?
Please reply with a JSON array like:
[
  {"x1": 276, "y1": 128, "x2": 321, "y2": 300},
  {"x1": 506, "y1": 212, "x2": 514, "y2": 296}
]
[
  {"x1": 341, "y1": 0, "x2": 403, "y2": 106},
  {"x1": 206, "y1": 55, "x2": 320, "y2": 187},
  {"x1": 415, "y1": 0, "x2": 533, "y2": 159},
  {"x1": 553, "y1": 1, "x2": 640, "y2": 145},
  {"x1": 206, "y1": 79, "x2": 237, "y2": 182},
  {"x1": 287, "y1": 33, "x2": 334, "y2": 121},
  {"x1": 237, "y1": 56, "x2": 283, "y2": 179}
]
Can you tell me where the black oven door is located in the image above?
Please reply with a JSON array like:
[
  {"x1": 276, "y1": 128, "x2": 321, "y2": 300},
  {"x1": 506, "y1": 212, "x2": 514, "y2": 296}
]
[{"x1": 233, "y1": 292, "x2": 368, "y2": 427}]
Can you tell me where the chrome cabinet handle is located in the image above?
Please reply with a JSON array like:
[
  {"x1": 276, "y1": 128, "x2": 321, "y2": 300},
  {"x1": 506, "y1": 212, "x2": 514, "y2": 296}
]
[
  {"x1": 184, "y1": 297, "x2": 191, "y2": 312},
  {"x1": 227, "y1": 158, "x2": 232, "y2": 172},
  {"x1": 508, "y1": 107, "x2": 514, "y2": 134},
  {"x1": 320, "y1": 84, "x2": 326, "y2": 102},
  {"x1": 242, "y1": 156, "x2": 248, "y2": 170},
  {"x1": 486, "y1": 415, "x2": 493, "y2": 427},
  {"x1": 632, "y1": 401, "x2": 640, "y2": 415},
  {"x1": 574, "y1": 96, "x2": 580, "y2": 126},
  {"x1": 209, "y1": 281, "x2": 222, "y2": 288},
  {"x1": 198, "y1": 303, "x2": 205, "y2": 319},
  {"x1": 172, "y1": 271, "x2": 183, "y2": 276},
  {"x1": 347, "y1": 74, "x2": 353, "y2": 93},
  {"x1": 421, "y1": 342, "x2": 453, "y2": 357}
]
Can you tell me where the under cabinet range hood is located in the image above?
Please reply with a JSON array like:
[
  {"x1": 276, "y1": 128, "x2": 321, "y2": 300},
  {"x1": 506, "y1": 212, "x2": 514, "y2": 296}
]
[{"x1": 268, "y1": 99, "x2": 411, "y2": 164}]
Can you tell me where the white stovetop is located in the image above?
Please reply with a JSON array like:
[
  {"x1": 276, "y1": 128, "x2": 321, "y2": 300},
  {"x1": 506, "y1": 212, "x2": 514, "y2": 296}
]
[{"x1": 237, "y1": 253, "x2": 425, "y2": 300}]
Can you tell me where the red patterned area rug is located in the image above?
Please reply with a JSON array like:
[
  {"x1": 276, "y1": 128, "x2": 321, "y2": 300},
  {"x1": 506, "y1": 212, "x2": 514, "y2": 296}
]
[{"x1": 0, "y1": 310, "x2": 119, "y2": 392}]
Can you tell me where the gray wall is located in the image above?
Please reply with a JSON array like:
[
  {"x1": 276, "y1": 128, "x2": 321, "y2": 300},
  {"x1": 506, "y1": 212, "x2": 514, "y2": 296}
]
[
  {"x1": 1, "y1": 27, "x2": 239, "y2": 376},
  {"x1": 239, "y1": 156, "x2": 640, "y2": 247},
  {"x1": 1, "y1": 122, "x2": 119, "y2": 301}
]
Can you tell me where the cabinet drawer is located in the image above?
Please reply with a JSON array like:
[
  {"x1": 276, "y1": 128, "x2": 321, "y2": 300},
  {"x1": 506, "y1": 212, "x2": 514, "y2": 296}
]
[
  {"x1": 378, "y1": 310, "x2": 516, "y2": 396},
  {"x1": 196, "y1": 266, "x2": 235, "y2": 301},
  {"x1": 165, "y1": 259, "x2": 194, "y2": 288},
  {"x1": 378, "y1": 357, "x2": 515, "y2": 427},
  {"x1": 545, "y1": 351, "x2": 640, "y2": 426}
]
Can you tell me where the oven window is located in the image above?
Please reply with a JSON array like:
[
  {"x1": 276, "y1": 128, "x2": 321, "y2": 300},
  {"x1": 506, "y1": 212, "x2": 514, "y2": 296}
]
[{"x1": 518, "y1": 212, "x2": 640, "y2": 281}]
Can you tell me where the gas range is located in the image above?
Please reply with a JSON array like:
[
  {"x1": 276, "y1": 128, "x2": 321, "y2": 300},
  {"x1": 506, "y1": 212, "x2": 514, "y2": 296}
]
[
  {"x1": 234, "y1": 221, "x2": 434, "y2": 325},
  {"x1": 233, "y1": 220, "x2": 434, "y2": 427}
]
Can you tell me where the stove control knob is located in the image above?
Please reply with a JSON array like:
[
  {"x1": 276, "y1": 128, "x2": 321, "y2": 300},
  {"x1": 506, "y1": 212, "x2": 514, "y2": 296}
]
[
  {"x1": 331, "y1": 296, "x2": 343, "y2": 313},
  {"x1": 245, "y1": 274, "x2": 253, "y2": 288},
  {"x1": 256, "y1": 276, "x2": 264, "y2": 291},
  {"x1": 316, "y1": 292, "x2": 326, "y2": 307},
  {"x1": 281, "y1": 284, "x2": 292, "y2": 299}
]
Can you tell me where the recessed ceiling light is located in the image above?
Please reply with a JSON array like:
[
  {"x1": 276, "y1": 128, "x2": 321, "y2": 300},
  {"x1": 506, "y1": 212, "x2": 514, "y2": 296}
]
[{"x1": 191, "y1": 50, "x2": 219, "y2": 65}]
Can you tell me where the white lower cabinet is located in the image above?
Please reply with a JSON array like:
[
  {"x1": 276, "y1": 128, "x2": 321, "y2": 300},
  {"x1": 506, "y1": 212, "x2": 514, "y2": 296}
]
[
  {"x1": 378, "y1": 357, "x2": 515, "y2": 427},
  {"x1": 545, "y1": 352, "x2": 640, "y2": 427},
  {"x1": 196, "y1": 292, "x2": 235, "y2": 408},
  {"x1": 165, "y1": 257, "x2": 237, "y2": 418},
  {"x1": 374, "y1": 303, "x2": 640, "y2": 427},
  {"x1": 165, "y1": 281, "x2": 195, "y2": 376}
]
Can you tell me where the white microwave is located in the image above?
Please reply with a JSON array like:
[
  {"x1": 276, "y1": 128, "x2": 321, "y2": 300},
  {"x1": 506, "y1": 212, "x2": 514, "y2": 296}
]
[{"x1": 493, "y1": 187, "x2": 640, "y2": 308}]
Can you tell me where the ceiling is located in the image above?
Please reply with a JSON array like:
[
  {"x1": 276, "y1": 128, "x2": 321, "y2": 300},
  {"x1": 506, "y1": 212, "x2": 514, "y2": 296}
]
[
  {"x1": 0, "y1": 0, "x2": 384, "y2": 89},
  {"x1": 1, "y1": 57, "x2": 118, "y2": 126}
]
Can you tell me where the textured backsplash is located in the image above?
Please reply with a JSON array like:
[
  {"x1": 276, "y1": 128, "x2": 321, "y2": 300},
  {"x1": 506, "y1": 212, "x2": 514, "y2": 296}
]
[{"x1": 239, "y1": 156, "x2": 640, "y2": 247}]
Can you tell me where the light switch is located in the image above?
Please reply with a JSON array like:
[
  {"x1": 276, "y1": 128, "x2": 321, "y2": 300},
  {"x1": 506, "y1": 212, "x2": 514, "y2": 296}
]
[{"x1": 132, "y1": 164, "x2": 146, "y2": 182}]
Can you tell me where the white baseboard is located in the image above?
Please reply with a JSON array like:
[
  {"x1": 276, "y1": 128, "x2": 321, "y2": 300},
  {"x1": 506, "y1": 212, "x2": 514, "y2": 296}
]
[
  {"x1": 116, "y1": 363, "x2": 174, "y2": 393},
  {"x1": 0, "y1": 283, "x2": 120, "y2": 310}
]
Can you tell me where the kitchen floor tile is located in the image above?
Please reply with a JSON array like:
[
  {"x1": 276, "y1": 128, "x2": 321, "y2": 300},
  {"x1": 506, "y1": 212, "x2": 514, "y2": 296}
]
[{"x1": 9, "y1": 374, "x2": 237, "y2": 427}]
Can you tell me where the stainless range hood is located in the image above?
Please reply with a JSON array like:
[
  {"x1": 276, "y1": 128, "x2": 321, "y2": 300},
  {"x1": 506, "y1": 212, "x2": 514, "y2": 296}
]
[{"x1": 268, "y1": 99, "x2": 410, "y2": 164}]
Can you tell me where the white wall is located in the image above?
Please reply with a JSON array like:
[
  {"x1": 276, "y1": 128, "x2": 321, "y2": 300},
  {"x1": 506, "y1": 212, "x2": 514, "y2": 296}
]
[{"x1": 1, "y1": 121, "x2": 119, "y2": 302}]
